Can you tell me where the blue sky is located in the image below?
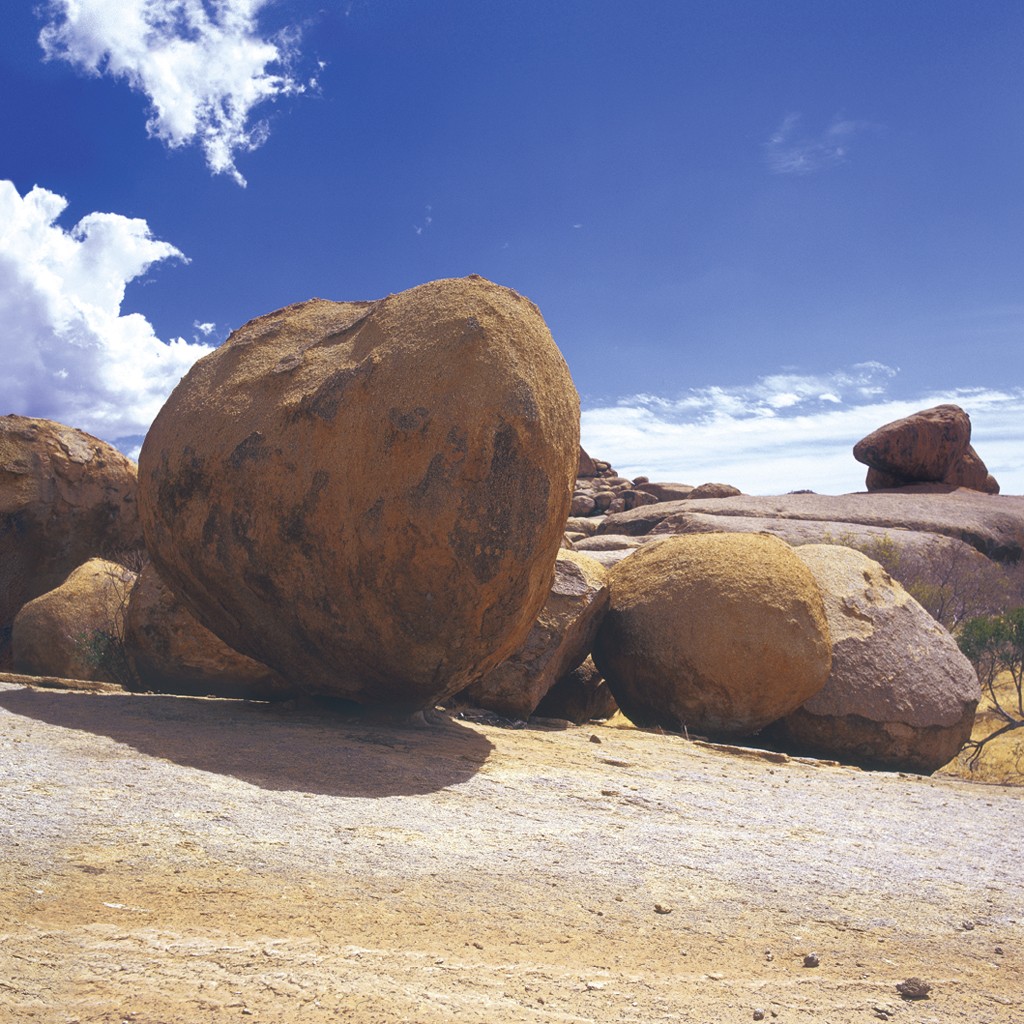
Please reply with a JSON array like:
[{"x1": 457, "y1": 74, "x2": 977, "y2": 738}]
[{"x1": 2, "y1": 0, "x2": 1022, "y2": 493}]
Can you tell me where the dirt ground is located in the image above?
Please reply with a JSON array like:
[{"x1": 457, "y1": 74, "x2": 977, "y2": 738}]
[{"x1": 1, "y1": 679, "x2": 1022, "y2": 1024}]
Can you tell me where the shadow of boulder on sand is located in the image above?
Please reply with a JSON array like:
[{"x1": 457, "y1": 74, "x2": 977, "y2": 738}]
[{"x1": 0, "y1": 683, "x2": 493, "y2": 799}]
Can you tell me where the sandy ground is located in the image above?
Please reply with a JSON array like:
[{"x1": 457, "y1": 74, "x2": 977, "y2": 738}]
[{"x1": 1, "y1": 679, "x2": 1022, "y2": 1024}]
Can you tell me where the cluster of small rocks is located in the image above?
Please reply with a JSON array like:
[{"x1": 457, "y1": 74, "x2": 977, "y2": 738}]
[{"x1": 571, "y1": 448, "x2": 740, "y2": 518}]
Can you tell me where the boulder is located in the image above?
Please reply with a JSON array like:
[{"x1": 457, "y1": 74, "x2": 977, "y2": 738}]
[
  {"x1": 636, "y1": 481, "x2": 694, "y2": 502},
  {"x1": 138, "y1": 276, "x2": 580, "y2": 711},
  {"x1": 459, "y1": 551, "x2": 609, "y2": 720},
  {"x1": 772, "y1": 545, "x2": 980, "y2": 773},
  {"x1": 12, "y1": 558, "x2": 137, "y2": 684},
  {"x1": 565, "y1": 516, "x2": 601, "y2": 537},
  {"x1": 621, "y1": 489, "x2": 659, "y2": 510},
  {"x1": 687, "y1": 482, "x2": 742, "y2": 500},
  {"x1": 571, "y1": 493, "x2": 596, "y2": 517},
  {"x1": 593, "y1": 533, "x2": 831, "y2": 737},
  {"x1": 854, "y1": 404, "x2": 971, "y2": 483},
  {"x1": 0, "y1": 416, "x2": 143, "y2": 666},
  {"x1": 854, "y1": 404, "x2": 999, "y2": 493},
  {"x1": 124, "y1": 564, "x2": 289, "y2": 699},
  {"x1": 577, "y1": 447, "x2": 598, "y2": 478},
  {"x1": 534, "y1": 656, "x2": 619, "y2": 724}
]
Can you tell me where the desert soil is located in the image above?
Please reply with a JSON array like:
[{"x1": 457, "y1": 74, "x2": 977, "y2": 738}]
[{"x1": 1, "y1": 679, "x2": 1022, "y2": 1024}]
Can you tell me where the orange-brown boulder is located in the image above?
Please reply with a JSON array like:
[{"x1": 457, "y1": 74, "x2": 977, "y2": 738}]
[
  {"x1": 854, "y1": 404, "x2": 999, "y2": 492},
  {"x1": 0, "y1": 416, "x2": 142, "y2": 666},
  {"x1": 854, "y1": 404, "x2": 971, "y2": 482},
  {"x1": 460, "y1": 550, "x2": 609, "y2": 719},
  {"x1": 593, "y1": 533, "x2": 831, "y2": 737},
  {"x1": 124, "y1": 563, "x2": 289, "y2": 699},
  {"x1": 12, "y1": 558, "x2": 137, "y2": 683},
  {"x1": 138, "y1": 276, "x2": 580, "y2": 711},
  {"x1": 772, "y1": 545, "x2": 980, "y2": 773}
]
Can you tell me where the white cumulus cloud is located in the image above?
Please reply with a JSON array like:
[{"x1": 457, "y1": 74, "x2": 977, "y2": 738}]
[
  {"x1": 0, "y1": 179, "x2": 214, "y2": 445},
  {"x1": 581, "y1": 366, "x2": 1024, "y2": 495},
  {"x1": 38, "y1": 0, "x2": 307, "y2": 186}
]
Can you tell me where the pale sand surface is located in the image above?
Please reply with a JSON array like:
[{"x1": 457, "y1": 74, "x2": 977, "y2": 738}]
[{"x1": 1, "y1": 680, "x2": 1022, "y2": 1023}]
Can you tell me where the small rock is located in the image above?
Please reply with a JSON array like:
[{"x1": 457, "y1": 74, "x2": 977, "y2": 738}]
[
  {"x1": 753, "y1": 1010, "x2": 765, "y2": 1021},
  {"x1": 472, "y1": 941, "x2": 483, "y2": 950},
  {"x1": 803, "y1": 952, "x2": 820, "y2": 968},
  {"x1": 764, "y1": 949, "x2": 774, "y2": 962},
  {"x1": 654, "y1": 903, "x2": 673, "y2": 914},
  {"x1": 994, "y1": 945, "x2": 1004, "y2": 955},
  {"x1": 896, "y1": 977, "x2": 931, "y2": 1000},
  {"x1": 585, "y1": 981, "x2": 605, "y2": 991},
  {"x1": 961, "y1": 919, "x2": 976, "y2": 931},
  {"x1": 589, "y1": 734, "x2": 602, "y2": 744}
]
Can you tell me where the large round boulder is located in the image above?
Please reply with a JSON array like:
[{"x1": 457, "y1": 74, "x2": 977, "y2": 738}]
[
  {"x1": 593, "y1": 533, "x2": 832, "y2": 737},
  {"x1": 138, "y1": 276, "x2": 580, "y2": 710},
  {"x1": 459, "y1": 550, "x2": 609, "y2": 720},
  {"x1": 773, "y1": 544, "x2": 980, "y2": 773},
  {"x1": 124, "y1": 563, "x2": 289, "y2": 699},
  {"x1": 12, "y1": 558, "x2": 137, "y2": 684},
  {"x1": 0, "y1": 416, "x2": 142, "y2": 666}
]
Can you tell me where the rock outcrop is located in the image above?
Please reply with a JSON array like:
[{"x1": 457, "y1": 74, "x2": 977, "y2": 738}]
[
  {"x1": 771, "y1": 545, "x2": 980, "y2": 773},
  {"x1": 593, "y1": 533, "x2": 832, "y2": 738},
  {"x1": 595, "y1": 490, "x2": 1024, "y2": 561},
  {"x1": 0, "y1": 416, "x2": 143, "y2": 666},
  {"x1": 460, "y1": 551, "x2": 609, "y2": 720},
  {"x1": 854, "y1": 404, "x2": 999, "y2": 493},
  {"x1": 12, "y1": 558, "x2": 137, "y2": 683},
  {"x1": 138, "y1": 276, "x2": 580, "y2": 711},
  {"x1": 534, "y1": 656, "x2": 619, "y2": 724},
  {"x1": 687, "y1": 482, "x2": 742, "y2": 499},
  {"x1": 124, "y1": 564, "x2": 289, "y2": 699},
  {"x1": 569, "y1": 461, "x2": 738, "y2": 520}
]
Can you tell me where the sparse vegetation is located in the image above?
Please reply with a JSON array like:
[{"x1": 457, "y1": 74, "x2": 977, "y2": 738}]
[{"x1": 956, "y1": 609, "x2": 1024, "y2": 771}]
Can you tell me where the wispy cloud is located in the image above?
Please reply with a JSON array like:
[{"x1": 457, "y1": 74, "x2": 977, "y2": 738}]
[
  {"x1": 413, "y1": 204, "x2": 433, "y2": 236},
  {"x1": 0, "y1": 180, "x2": 213, "y2": 445},
  {"x1": 38, "y1": 0, "x2": 309, "y2": 186},
  {"x1": 581, "y1": 365, "x2": 1024, "y2": 494},
  {"x1": 765, "y1": 113, "x2": 873, "y2": 175}
]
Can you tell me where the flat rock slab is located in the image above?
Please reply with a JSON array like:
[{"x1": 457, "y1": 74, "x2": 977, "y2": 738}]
[
  {"x1": 649, "y1": 510, "x2": 986, "y2": 559},
  {"x1": 600, "y1": 488, "x2": 1024, "y2": 560},
  {"x1": 1, "y1": 681, "x2": 1022, "y2": 1023}
]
